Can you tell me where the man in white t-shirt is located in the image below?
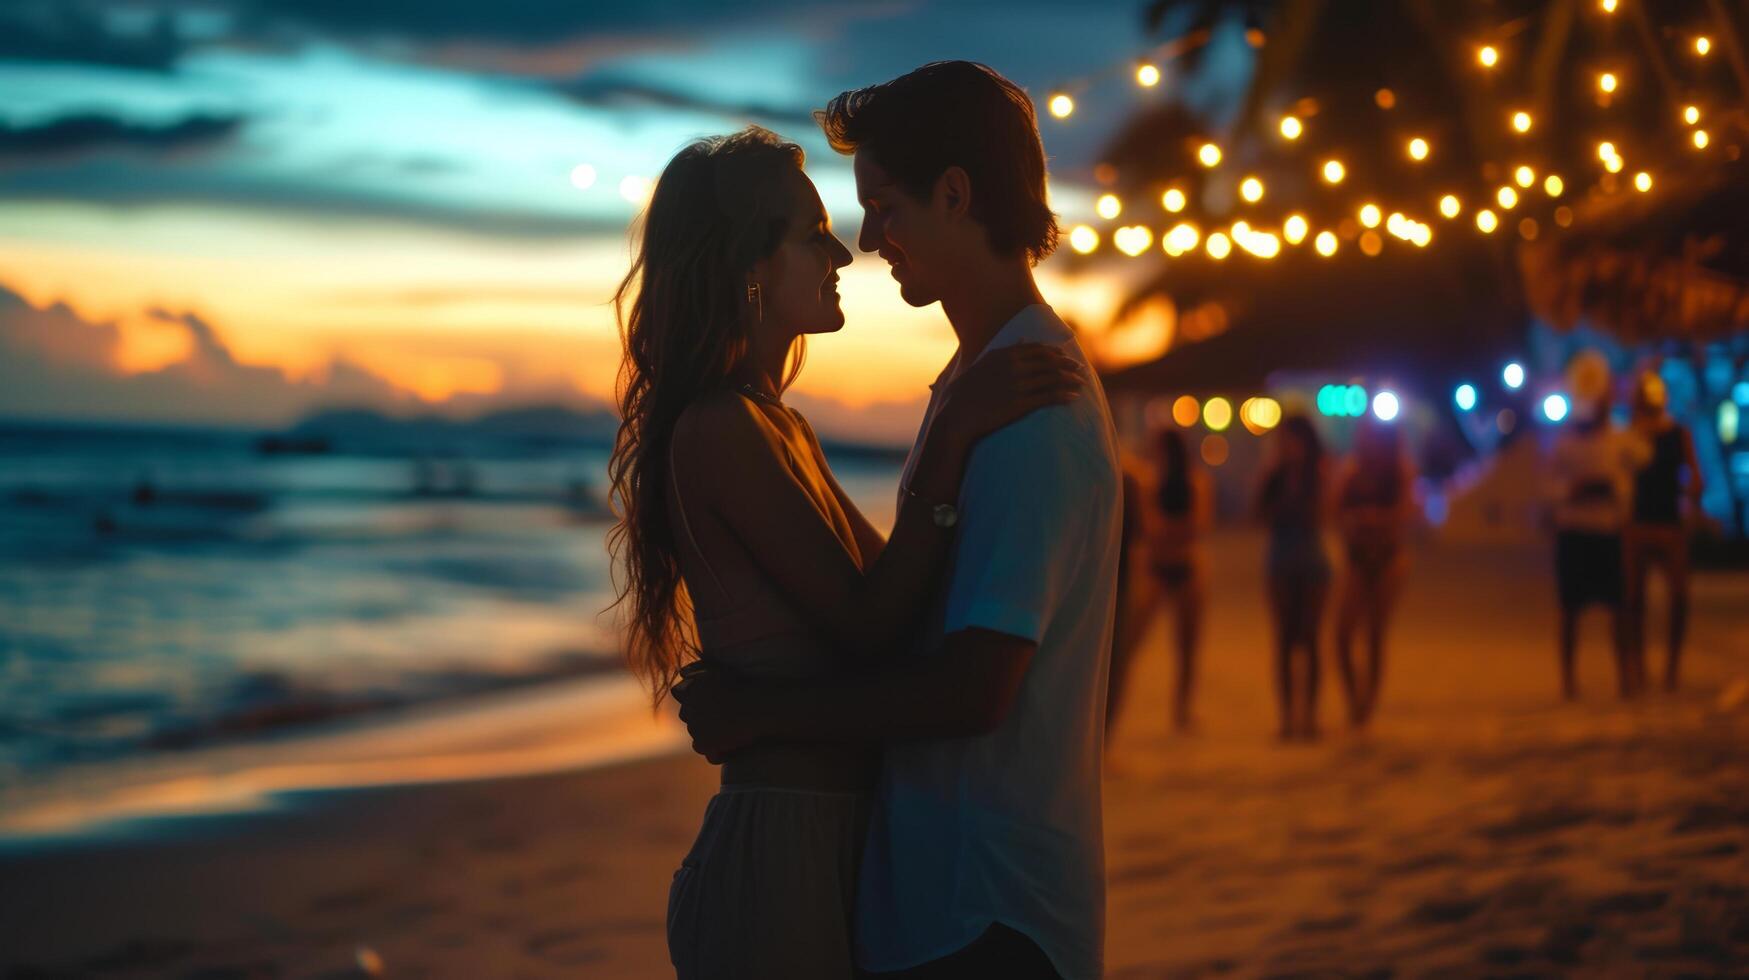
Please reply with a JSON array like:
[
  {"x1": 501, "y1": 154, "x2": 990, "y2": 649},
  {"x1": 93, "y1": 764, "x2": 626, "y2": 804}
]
[{"x1": 675, "y1": 62, "x2": 1120, "y2": 979}]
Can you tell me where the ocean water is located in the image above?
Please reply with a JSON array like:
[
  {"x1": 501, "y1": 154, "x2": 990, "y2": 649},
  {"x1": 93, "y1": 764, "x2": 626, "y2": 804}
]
[{"x1": 0, "y1": 421, "x2": 902, "y2": 787}]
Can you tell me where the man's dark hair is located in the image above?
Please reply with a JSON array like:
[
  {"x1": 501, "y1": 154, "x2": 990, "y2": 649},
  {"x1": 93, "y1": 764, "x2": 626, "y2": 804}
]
[{"x1": 817, "y1": 61, "x2": 1059, "y2": 264}]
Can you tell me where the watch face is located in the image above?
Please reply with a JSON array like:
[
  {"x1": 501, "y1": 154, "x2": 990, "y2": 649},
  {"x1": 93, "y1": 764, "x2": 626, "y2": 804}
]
[{"x1": 933, "y1": 503, "x2": 958, "y2": 528}]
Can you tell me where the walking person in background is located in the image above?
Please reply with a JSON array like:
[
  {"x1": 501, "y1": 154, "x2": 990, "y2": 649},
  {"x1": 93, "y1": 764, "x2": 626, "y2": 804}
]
[
  {"x1": 1549, "y1": 381, "x2": 1649, "y2": 700},
  {"x1": 1332, "y1": 419, "x2": 1416, "y2": 730},
  {"x1": 1255, "y1": 414, "x2": 1332, "y2": 741},
  {"x1": 1104, "y1": 457, "x2": 1148, "y2": 743},
  {"x1": 1624, "y1": 370, "x2": 1705, "y2": 691},
  {"x1": 1135, "y1": 427, "x2": 1211, "y2": 734}
]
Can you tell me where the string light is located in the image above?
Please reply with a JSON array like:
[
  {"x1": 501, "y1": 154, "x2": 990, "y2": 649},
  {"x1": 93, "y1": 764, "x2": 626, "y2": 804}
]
[
  {"x1": 1605, "y1": 154, "x2": 1625, "y2": 172},
  {"x1": 1164, "y1": 222, "x2": 1200, "y2": 255},
  {"x1": 1068, "y1": 224, "x2": 1099, "y2": 254},
  {"x1": 1408, "y1": 137, "x2": 1430, "y2": 161},
  {"x1": 1503, "y1": 362, "x2": 1525, "y2": 389},
  {"x1": 1322, "y1": 159, "x2": 1346, "y2": 184},
  {"x1": 1511, "y1": 110, "x2": 1532, "y2": 133},
  {"x1": 1279, "y1": 115, "x2": 1303, "y2": 140},
  {"x1": 1096, "y1": 193, "x2": 1122, "y2": 220},
  {"x1": 1359, "y1": 230, "x2": 1384, "y2": 256},
  {"x1": 1240, "y1": 176, "x2": 1264, "y2": 203},
  {"x1": 1477, "y1": 209, "x2": 1499, "y2": 233},
  {"x1": 1314, "y1": 231, "x2": 1338, "y2": 256},
  {"x1": 1600, "y1": 0, "x2": 1617, "y2": 12},
  {"x1": 1360, "y1": 203, "x2": 1382, "y2": 227},
  {"x1": 1598, "y1": 141, "x2": 1617, "y2": 160},
  {"x1": 1198, "y1": 142, "x2": 1222, "y2": 167},
  {"x1": 1439, "y1": 194, "x2": 1461, "y2": 218},
  {"x1": 1136, "y1": 63, "x2": 1161, "y2": 87},
  {"x1": 1695, "y1": 36, "x2": 1712, "y2": 56},
  {"x1": 1544, "y1": 174, "x2": 1564, "y2": 196},
  {"x1": 1479, "y1": 45, "x2": 1499, "y2": 68},
  {"x1": 1240, "y1": 229, "x2": 1281, "y2": 258},
  {"x1": 1693, "y1": 129, "x2": 1710, "y2": 149},
  {"x1": 1598, "y1": 72, "x2": 1617, "y2": 94},
  {"x1": 1514, "y1": 165, "x2": 1535, "y2": 188},
  {"x1": 1203, "y1": 397, "x2": 1233, "y2": 432},
  {"x1": 1206, "y1": 231, "x2": 1232, "y2": 259},
  {"x1": 1283, "y1": 213, "x2": 1309, "y2": 244},
  {"x1": 1683, "y1": 105, "x2": 1700, "y2": 125},
  {"x1": 1497, "y1": 186, "x2": 1518, "y2": 209},
  {"x1": 1115, "y1": 225, "x2": 1154, "y2": 256},
  {"x1": 1162, "y1": 187, "x2": 1187, "y2": 212},
  {"x1": 1634, "y1": 171, "x2": 1652, "y2": 192},
  {"x1": 1049, "y1": 93, "x2": 1074, "y2": 118}
]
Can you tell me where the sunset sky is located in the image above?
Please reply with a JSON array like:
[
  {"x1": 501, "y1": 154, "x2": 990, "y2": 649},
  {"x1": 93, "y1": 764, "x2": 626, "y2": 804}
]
[{"x1": 0, "y1": 0, "x2": 1253, "y2": 442}]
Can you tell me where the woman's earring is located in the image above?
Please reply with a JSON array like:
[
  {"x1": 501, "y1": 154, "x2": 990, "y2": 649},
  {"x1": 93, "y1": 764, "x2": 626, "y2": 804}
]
[{"x1": 746, "y1": 283, "x2": 763, "y2": 324}]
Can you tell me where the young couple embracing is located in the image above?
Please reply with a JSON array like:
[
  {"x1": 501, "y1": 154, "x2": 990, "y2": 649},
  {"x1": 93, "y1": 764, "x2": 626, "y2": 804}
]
[{"x1": 609, "y1": 60, "x2": 1121, "y2": 980}]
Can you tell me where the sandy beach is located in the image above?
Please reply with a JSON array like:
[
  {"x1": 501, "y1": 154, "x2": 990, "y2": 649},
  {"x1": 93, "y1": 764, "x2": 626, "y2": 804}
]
[{"x1": 3, "y1": 529, "x2": 1746, "y2": 978}]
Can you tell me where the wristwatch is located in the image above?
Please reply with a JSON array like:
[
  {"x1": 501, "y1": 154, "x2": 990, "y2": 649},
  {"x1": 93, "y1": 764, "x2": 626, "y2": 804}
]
[{"x1": 902, "y1": 484, "x2": 958, "y2": 528}]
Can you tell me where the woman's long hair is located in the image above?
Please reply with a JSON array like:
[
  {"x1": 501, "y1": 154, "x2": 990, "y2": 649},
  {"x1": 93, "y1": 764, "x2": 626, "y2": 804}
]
[{"x1": 607, "y1": 127, "x2": 806, "y2": 706}]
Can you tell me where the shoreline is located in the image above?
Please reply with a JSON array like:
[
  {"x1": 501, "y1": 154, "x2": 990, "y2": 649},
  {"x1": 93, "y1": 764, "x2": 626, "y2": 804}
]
[{"x1": 0, "y1": 672, "x2": 687, "y2": 844}]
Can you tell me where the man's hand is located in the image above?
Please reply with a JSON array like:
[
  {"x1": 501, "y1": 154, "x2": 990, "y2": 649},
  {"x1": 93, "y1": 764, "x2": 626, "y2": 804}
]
[{"x1": 673, "y1": 665, "x2": 765, "y2": 764}]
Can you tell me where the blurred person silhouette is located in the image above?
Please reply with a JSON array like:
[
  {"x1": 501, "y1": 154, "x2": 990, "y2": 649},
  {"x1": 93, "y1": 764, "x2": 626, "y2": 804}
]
[
  {"x1": 1332, "y1": 418, "x2": 1416, "y2": 730},
  {"x1": 1548, "y1": 352, "x2": 1650, "y2": 700},
  {"x1": 608, "y1": 125, "x2": 1081, "y2": 980},
  {"x1": 1624, "y1": 370, "x2": 1704, "y2": 691},
  {"x1": 1254, "y1": 414, "x2": 1332, "y2": 740},
  {"x1": 1104, "y1": 457, "x2": 1147, "y2": 742}
]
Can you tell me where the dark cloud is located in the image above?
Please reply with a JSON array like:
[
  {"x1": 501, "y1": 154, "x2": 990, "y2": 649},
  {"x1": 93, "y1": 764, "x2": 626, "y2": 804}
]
[
  {"x1": 0, "y1": 2, "x2": 189, "y2": 71},
  {"x1": 0, "y1": 159, "x2": 627, "y2": 240},
  {"x1": 553, "y1": 76, "x2": 817, "y2": 129},
  {"x1": 0, "y1": 284, "x2": 416, "y2": 426},
  {"x1": 0, "y1": 114, "x2": 243, "y2": 160}
]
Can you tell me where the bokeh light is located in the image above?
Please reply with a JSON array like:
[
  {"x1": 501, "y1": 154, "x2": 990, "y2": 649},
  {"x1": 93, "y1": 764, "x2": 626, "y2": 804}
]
[
  {"x1": 1503, "y1": 362, "x2": 1526, "y2": 389},
  {"x1": 1203, "y1": 396, "x2": 1233, "y2": 431},
  {"x1": 1455, "y1": 384, "x2": 1478, "y2": 411},
  {"x1": 1068, "y1": 225, "x2": 1099, "y2": 254},
  {"x1": 1542, "y1": 393, "x2": 1570, "y2": 422},
  {"x1": 1172, "y1": 395, "x2": 1201, "y2": 428},
  {"x1": 1372, "y1": 390, "x2": 1401, "y2": 422}
]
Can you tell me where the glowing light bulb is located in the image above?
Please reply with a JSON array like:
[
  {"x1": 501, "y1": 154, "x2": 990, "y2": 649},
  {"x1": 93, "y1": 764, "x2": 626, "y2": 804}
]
[
  {"x1": 1068, "y1": 225, "x2": 1099, "y2": 254},
  {"x1": 1115, "y1": 225, "x2": 1153, "y2": 256},
  {"x1": 1206, "y1": 231, "x2": 1232, "y2": 259},
  {"x1": 1203, "y1": 397, "x2": 1233, "y2": 432},
  {"x1": 1359, "y1": 203, "x2": 1382, "y2": 228},
  {"x1": 1240, "y1": 176, "x2": 1264, "y2": 203},
  {"x1": 1479, "y1": 45, "x2": 1499, "y2": 68},
  {"x1": 1283, "y1": 214, "x2": 1309, "y2": 244},
  {"x1": 1477, "y1": 209, "x2": 1499, "y2": 233},
  {"x1": 1515, "y1": 165, "x2": 1535, "y2": 188},
  {"x1": 1096, "y1": 193, "x2": 1122, "y2": 220},
  {"x1": 1164, "y1": 222, "x2": 1200, "y2": 255},
  {"x1": 1322, "y1": 159, "x2": 1346, "y2": 184},
  {"x1": 1136, "y1": 63, "x2": 1161, "y2": 87},
  {"x1": 1279, "y1": 115, "x2": 1303, "y2": 140},
  {"x1": 1372, "y1": 391, "x2": 1401, "y2": 422},
  {"x1": 1048, "y1": 94, "x2": 1074, "y2": 119},
  {"x1": 1693, "y1": 129, "x2": 1710, "y2": 149},
  {"x1": 1684, "y1": 105, "x2": 1700, "y2": 125},
  {"x1": 1512, "y1": 110, "x2": 1532, "y2": 133},
  {"x1": 1198, "y1": 142, "x2": 1222, "y2": 167},
  {"x1": 1162, "y1": 187, "x2": 1187, "y2": 213},
  {"x1": 1599, "y1": 72, "x2": 1617, "y2": 93},
  {"x1": 1315, "y1": 231, "x2": 1338, "y2": 256},
  {"x1": 1439, "y1": 194, "x2": 1461, "y2": 218},
  {"x1": 1634, "y1": 171, "x2": 1652, "y2": 192},
  {"x1": 568, "y1": 163, "x2": 597, "y2": 190},
  {"x1": 1544, "y1": 174, "x2": 1564, "y2": 196},
  {"x1": 1497, "y1": 186, "x2": 1519, "y2": 209},
  {"x1": 1408, "y1": 137, "x2": 1429, "y2": 161},
  {"x1": 619, "y1": 175, "x2": 653, "y2": 204},
  {"x1": 1696, "y1": 36, "x2": 1712, "y2": 56}
]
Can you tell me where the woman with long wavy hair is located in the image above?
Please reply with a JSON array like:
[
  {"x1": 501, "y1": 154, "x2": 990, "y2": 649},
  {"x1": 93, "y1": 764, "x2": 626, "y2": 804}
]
[{"x1": 607, "y1": 127, "x2": 1081, "y2": 979}]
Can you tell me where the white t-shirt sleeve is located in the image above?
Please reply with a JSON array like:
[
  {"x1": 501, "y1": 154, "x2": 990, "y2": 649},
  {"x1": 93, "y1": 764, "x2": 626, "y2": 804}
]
[{"x1": 942, "y1": 407, "x2": 1087, "y2": 644}]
